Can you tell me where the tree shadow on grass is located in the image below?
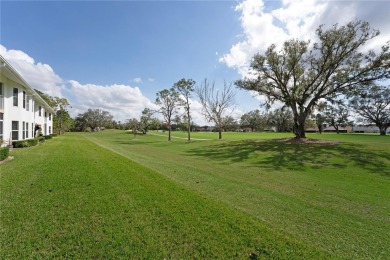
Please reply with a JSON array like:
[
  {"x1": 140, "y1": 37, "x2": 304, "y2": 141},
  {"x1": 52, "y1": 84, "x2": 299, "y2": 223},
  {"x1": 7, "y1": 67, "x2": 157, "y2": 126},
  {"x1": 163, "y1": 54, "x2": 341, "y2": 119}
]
[{"x1": 186, "y1": 139, "x2": 390, "y2": 177}]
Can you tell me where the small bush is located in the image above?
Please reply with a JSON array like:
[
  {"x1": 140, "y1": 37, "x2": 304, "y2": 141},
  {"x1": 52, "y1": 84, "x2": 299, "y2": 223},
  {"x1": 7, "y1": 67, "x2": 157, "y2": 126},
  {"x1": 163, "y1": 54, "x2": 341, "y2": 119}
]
[
  {"x1": 0, "y1": 147, "x2": 9, "y2": 161},
  {"x1": 12, "y1": 140, "x2": 30, "y2": 148},
  {"x1": 44, "y1": 135, "x2": 52, "y2": 140},
  {"x1": 37, "y1": 137, "x2": 45, "y2": 143},
  {"x1": 27, "y1": 139, "x2": 38, "y2": 146},
  {"x1": 12, "y1": 138, "x2": 40, "y2": 148}
]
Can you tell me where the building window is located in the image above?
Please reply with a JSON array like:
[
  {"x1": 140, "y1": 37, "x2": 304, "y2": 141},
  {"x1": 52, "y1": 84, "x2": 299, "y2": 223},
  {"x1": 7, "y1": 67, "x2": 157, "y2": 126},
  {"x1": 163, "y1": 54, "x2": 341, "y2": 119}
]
[
  {"x1": 49, "y1": 113, "x2": 52, "y2": 120},
  {"x1": 22, "y1": 121, "x2": 25, "y2": 139},
  {"x1": 26, "y1": 96, "x2": 30, "y2": 111},
  {"x1": 12, "y1": 121, "x2": 19, "y2": 141},
  {"x1": 23, "y1": 91, "x2": 26, "y2": 109},
  {"x1": 26, "y1": 122, "x2": 29, "y2": 139},
  {"x1": 39, "y1": 106, "x2": 42, "y2": 116},
  {"x1": 13, "y1": 88, "x2": 18, "y2": 106},
  {"x1": 49, "y1": 126, "x2": 51, "y2": 134},
  {"x1": 0, "y1": 113, "x2": 3, "y2": 142},
  {"x1": 0, "y1": 83, "x2": 3, "y2": 111},
  {"x1": 45, "y1": 112, "x2": 47, "y2": 118}
]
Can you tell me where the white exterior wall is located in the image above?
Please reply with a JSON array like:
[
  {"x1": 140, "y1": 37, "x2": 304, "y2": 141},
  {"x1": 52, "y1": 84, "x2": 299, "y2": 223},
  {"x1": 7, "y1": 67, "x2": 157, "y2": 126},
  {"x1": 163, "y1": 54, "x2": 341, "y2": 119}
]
[{"x1": 0, "y1": 59, "x2": 54, "y2": 146}]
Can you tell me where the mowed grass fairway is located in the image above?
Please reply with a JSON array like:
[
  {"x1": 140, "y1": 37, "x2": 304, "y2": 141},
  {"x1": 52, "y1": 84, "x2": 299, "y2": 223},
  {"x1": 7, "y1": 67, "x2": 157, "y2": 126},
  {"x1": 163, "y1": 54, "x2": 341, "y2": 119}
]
[{"x1": 1, "y1": 131, "x2": 389, "y2": 259}]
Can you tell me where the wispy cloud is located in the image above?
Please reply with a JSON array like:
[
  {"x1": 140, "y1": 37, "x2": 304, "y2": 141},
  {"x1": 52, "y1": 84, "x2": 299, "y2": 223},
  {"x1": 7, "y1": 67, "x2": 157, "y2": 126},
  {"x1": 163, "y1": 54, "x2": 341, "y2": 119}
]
[{"x1": 132, "y1": 77, "x2": 142, "y2": 83}]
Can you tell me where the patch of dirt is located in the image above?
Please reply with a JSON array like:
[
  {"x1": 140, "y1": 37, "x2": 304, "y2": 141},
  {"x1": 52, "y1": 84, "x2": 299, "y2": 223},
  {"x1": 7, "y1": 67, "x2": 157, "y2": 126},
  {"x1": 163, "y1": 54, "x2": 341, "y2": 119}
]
[
  {"x1": 274, "y1": 138, "x2": 341, "y2": 145},
  {"x1": 0, "y1": 156, "x2": 14, "y2": 164}
]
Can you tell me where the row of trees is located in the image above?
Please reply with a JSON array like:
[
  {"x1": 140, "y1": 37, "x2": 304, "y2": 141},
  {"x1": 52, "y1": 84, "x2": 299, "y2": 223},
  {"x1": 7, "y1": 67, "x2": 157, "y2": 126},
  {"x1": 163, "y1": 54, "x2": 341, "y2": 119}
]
[
  {"x1": 236, "y1": 20, "x2": 389, "y2": 138},
  {"x1": 38, "y1": 84, "x2": 388, "y2": 138},
  {"x1": 152, "y1": 20, "x2": 389, "y2": 139},
  {"x1": 73, "y1": 109, "x2": 114, "y2": 132},
  {"x1": 154, "y1": 78, "x2": 236, "y2": 141},
  {"x1": 37, "y1": 20, "x2": 389, "y2": 138}
]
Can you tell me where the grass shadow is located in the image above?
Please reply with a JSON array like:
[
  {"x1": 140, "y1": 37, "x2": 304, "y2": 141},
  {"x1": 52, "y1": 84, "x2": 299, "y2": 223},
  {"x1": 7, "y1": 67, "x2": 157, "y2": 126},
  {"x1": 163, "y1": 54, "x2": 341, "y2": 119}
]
[{"x1": 186, "y1": 139, "x2": 390, "y2": 177}]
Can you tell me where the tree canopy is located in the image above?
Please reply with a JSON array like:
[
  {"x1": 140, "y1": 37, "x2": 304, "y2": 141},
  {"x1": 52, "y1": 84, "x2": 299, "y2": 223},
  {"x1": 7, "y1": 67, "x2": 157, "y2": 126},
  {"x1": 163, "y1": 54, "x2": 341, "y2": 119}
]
[
  {"x1": 173, "y1": 78, "x2": 196, "y2": 141},
  {"x1": 322, "y1": 102, "x2": 352, "y2": 134},
  {"x1": 155, "y1": 88, "x2": 181, "y2": 141},
  {"x1": 266, "y1": 108, "x2": 294, "y2": 132},
  {"x1": 236, "y1": 20, "x2": 390, "y2": 138},
  {"x1": 240, "y1": 109, "x2": 266, "y2": 132},
  {"x1": 34, "y1": 89, "x2": 72, "y2": 134},
  {"x1": 196, "y1": 79, "x2": 236, "y2": 139},
  {"x1": 74, "y1": 109, "x2": 114, "y2": 132},
  {"x1": 350, "y1": 84, "x2": 390, "y2": 135}
]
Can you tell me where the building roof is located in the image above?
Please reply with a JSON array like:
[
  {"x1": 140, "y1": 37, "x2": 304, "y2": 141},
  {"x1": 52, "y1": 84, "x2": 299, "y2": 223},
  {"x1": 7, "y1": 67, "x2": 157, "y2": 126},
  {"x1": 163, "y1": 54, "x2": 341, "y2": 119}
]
[
  {"x1": 0, "y1": 55, "x2": 55, "y2": 113},
  {"x1": 323, "y1": 126, "x2": 352, "y2": 131}
]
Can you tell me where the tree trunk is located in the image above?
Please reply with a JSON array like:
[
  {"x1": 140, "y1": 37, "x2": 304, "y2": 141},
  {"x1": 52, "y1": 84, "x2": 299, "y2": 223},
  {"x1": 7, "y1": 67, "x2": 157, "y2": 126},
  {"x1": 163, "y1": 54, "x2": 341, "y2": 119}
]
[
  {"x1": 168, "y1": 125, "x2": 172, "y2": 141},
  {"x1": 187, "y1": 110, "x2": 191, "y2": 141},
  {"x1": 218, "y1": 130, "x2": 222, "y2": 140},
  {"x1": 293, "y1": 119, "x2": 306, "y2": 139},
  {"x1": 187, "y1": 120, "x2": 191, "y2": 141},
  {"x1": 379, "y1": 125, "x2": 387, "y2": 135},
  {"x1": 317, "y1": 125, "x2": 322, "y2": 134}
]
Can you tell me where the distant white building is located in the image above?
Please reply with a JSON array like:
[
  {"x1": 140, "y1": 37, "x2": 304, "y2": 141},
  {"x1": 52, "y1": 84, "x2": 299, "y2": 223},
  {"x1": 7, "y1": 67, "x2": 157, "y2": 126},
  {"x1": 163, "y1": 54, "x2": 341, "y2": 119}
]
[
  {"x1": 352, "y1": 124, "x2": 390, "y2": 133},
  {"x1": 0, "y1": 55, "x2": 54, "y2": 146}
]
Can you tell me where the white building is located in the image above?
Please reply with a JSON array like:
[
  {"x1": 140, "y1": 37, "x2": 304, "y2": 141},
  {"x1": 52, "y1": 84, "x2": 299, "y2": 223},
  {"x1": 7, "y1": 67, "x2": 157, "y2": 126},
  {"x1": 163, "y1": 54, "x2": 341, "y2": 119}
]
[{"x1": 0, "y1": 55, "x2": 54, "y2": 146}]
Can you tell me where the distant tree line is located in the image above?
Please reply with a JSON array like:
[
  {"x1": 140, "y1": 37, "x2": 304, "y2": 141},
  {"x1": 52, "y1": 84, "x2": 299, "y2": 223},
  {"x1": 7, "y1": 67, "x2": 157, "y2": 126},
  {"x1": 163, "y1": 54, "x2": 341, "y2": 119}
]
[{"x1": 35, "y1": 20, "x2": 389, "y2": 137}]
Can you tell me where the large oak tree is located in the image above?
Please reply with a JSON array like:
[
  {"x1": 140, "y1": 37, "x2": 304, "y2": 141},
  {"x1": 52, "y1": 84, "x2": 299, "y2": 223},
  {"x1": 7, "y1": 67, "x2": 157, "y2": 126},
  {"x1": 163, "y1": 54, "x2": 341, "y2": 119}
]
[
  {"x1": 74, "y1": 109, "x2": 113, "y2": 132},
  {"x1": 236, "y1": 20, "x2": 389, "y2": 138},
  {"x1": 350, "y1": 84, "x2": 390, "y2": 135}
]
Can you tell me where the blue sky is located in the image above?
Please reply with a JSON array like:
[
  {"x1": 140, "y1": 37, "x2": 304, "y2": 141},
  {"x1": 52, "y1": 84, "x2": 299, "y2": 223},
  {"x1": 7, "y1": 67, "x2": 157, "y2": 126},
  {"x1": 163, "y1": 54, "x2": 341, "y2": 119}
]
[
  {"x1": 1, "y1": 0, "x2": 389, "y2": 124},
  {"x1": 3, "y1": 1, "x2": 240, "y2": 84}
]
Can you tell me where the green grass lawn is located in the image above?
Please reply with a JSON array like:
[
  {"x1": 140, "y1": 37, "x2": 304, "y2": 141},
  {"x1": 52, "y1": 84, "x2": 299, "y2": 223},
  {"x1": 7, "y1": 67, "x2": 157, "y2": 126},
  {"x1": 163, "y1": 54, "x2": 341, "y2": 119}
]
[{"x1": 1, "y1": 131, "x2": 389, "y2": 259}]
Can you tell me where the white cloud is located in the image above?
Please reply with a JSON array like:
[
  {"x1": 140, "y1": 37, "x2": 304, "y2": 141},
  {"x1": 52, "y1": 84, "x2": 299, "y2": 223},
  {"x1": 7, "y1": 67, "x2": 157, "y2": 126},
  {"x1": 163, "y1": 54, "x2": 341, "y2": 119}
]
[
  {"x1": 187, "y1": 98, "x2": 208, "y2": 126},
  {"x1": 68, "y1": 80, "x2": 158, "y2": 122},
  {"x1": 0, "y1": 45, "x2": 64, "y2": 97},
  {"x1": 132, "y1": 77, "x2": 142, "y2": 83},
  {"x1": 0, "y1": 44, "x2": 230, "y2": 125},
  {"x1": 182, "y1": 96, "x2": 243, "y2": 127},
  {"x1": 0, "y1": 44, "x2": 157, "y2": 122},
  {"x1": 221, "y1": 0, "x2": 390, "y2": 77}
]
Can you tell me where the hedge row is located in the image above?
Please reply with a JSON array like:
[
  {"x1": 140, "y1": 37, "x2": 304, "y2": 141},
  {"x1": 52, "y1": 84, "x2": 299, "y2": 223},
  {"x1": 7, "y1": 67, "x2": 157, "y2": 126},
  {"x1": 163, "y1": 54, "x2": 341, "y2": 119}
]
[
  {"x1": 0, "y1": 147, "x2": 9, "y2": 161},
  {"x1": 12, "y1": 136, "x2": 47, "y2": 148}
]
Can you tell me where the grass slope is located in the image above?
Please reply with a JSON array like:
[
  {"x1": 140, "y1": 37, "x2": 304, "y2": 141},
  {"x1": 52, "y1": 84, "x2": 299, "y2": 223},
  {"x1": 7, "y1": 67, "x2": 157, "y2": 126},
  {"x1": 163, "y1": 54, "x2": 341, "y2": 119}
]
[
  {"x1": 1, "y1": 134, "x2": 328, "y2": 259},
  {"x1": 84, "y1": 130, "x2": 390, "y2": 259}
]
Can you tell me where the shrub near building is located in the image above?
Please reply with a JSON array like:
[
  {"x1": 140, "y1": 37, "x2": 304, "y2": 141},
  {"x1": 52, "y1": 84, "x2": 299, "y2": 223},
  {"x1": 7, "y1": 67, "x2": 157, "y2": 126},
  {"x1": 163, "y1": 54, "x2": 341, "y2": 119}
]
[
  {"x1": 0, "y1": 147, "x2": 9, "y2": 161},
  {"x1": 12, "y1": 136, "x2": 47, "y2": 148}
]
